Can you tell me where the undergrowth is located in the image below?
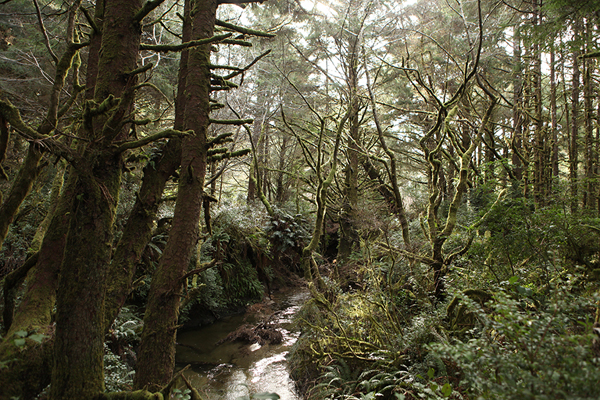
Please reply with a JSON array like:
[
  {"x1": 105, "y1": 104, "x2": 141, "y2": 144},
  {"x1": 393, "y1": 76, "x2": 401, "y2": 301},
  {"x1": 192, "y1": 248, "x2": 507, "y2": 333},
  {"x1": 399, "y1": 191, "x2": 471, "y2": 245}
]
[{"x1": 289, "y1": 201, "x2": 600, "y2": 400}]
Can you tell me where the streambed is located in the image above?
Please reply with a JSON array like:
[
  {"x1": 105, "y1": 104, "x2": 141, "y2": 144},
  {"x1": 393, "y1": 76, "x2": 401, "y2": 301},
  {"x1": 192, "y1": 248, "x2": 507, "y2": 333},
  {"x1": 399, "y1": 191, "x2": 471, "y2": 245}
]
[{"x1": 175, "y1": 290, "x2": 309, "y2": 399}]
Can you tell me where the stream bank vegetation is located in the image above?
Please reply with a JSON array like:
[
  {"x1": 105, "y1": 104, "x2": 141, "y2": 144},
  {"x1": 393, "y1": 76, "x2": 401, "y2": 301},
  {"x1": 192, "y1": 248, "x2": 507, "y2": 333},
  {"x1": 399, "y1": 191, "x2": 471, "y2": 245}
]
[{"x1": 0, "y1": 0, "x2": 600, "y2": 399}]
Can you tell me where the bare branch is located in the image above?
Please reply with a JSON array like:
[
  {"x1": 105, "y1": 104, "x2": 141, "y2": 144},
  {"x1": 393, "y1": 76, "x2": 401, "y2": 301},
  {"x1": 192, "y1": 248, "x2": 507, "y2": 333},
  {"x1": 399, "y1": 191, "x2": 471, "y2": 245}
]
[
  {"x1": 33, "y1": 0, "x2": 58, "y2": 64},
  {"x1": 224, "y1": 49, "x2": 271, "y2": 80}
]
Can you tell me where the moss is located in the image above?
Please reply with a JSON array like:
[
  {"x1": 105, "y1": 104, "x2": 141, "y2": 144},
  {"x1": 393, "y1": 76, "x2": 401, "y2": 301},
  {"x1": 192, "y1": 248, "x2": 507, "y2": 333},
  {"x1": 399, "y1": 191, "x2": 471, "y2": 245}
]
[
  {"x1": 0, "y1": 328, "x2": 54, "y2": 399},
  {"x1": 446, "y1": 289, "x2": 493, "y2": 332}
]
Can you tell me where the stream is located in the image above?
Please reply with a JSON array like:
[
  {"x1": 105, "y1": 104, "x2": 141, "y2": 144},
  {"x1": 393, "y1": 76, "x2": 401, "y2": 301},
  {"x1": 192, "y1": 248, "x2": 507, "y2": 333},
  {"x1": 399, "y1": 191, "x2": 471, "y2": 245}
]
[{"x1": 175, "y1": 290, "x2": 309, "y2": 400}]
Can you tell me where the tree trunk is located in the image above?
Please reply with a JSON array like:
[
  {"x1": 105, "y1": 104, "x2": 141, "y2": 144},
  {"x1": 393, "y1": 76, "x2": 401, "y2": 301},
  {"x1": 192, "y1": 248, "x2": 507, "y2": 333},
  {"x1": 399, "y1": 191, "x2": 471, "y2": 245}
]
[
  {"x1": 583, "y1": 20, "x2": 596, "y2": 211},
  {"x1": 134, "y1": 0, "x2": 216, "y2": 390},
  {"x1": 104, "y1": 138, "x2": 181, "y2": 329},
  {"x1": 512, "y1": 24, "x2": 524, "y2": 183},
  {"x1": 570, "y1": 20, "x2": 582, "y2": 213},
  {"x1": 50, "y1": 0, "x2": 143, "y2": 398},
  {"x1": 337, "y1": 35, "x2": 360, "y2": 262},
  {"x1": 532, "y1": 0, "x2": 548, "y2": 207},
  {"x1": 550, "y1": 43, "x2": 559, "y2": 179}
]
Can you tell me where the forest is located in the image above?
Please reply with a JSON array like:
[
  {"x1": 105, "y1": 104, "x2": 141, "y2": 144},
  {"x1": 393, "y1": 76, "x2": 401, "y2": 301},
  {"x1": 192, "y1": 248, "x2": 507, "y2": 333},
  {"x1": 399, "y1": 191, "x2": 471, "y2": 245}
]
[{"x1": 0, "y1": 0, "x2": 599, "y2": 399}]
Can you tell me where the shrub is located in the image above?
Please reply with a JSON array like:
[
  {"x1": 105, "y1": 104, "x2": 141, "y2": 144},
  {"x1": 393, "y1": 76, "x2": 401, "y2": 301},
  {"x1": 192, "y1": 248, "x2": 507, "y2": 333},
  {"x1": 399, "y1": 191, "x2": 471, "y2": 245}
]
[{"x1": 433, "y1": 288, "x2": 600, "y2": 400}]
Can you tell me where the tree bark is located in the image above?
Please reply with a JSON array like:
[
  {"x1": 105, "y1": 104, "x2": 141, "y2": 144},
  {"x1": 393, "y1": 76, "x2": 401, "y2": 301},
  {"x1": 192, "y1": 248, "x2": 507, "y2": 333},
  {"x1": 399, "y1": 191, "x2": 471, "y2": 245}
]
[
  {"x1": 134, "y1": 0, "x2": 216, "y2": 390},
  {"x1": 532, "y1": 0, "x2": 548, "y2": 207},
  {"x1": 50, "y1": 0, "x2": 143, "y2": 398},
  {"x1": 337, "y1": 29, "x2": 360, "y2": 262},
  {"x1": 583, "y1": 20, "x2": 596, "y2": 211},
  {"x1": 570, "y1": 21, "x2": 581, "y2": 213}
]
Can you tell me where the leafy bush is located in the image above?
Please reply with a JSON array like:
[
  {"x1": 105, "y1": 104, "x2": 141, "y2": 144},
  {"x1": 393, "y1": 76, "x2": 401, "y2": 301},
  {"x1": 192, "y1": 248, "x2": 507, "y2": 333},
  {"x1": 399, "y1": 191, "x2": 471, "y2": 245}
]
[
  {"x1": 265, "y1": 211, "x2": 309, "y2": 253},
  {"x1": 104, "y1": 307, "x2": 143, "y2": 392},
  {"x1": 433, "y1": 288, "x2": 600, "y2": 400}
]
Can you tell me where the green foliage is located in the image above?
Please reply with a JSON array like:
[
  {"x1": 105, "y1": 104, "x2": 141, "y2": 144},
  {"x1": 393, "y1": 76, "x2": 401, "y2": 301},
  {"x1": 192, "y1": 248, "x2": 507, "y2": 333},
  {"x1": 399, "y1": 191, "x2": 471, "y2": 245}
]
[
  {"x1": 433, "y1": 288, "x2": 600, "y2": 399},
  {"x1": 221, "y1": 260, "x2": 264, "y2": 306},
  {"x1": 104, "y1": 307, "x2": 143, "y2": 392},
  {"x1": 104, "y1": 343, "x2": 135, "y2": 392},
  {"x1": 11, "y1": 329, "x2": 46, "y2": 348},
  {"x1": 456, "y1": 194, "x2": 600, "y2": 289},
  {"x1": 266, "y1": 211, "x2": 309, "y2": 253},
  {"x1": 171, "y1": 388, "x2": 191, "y2": 400}
]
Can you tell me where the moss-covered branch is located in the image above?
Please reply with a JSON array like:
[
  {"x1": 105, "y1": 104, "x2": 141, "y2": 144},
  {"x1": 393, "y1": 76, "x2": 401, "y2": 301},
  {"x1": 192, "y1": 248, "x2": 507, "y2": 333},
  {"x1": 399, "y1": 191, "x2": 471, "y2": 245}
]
[
  {"x1": 181, "y1": 260, "x2": 218, "y2": 282},
  {"x1": 209, "y1": 118, "x2": 253, "y2": 125},
  {"x1": 440, "y1": 95, "x2": 496, "y2": 238},
  {"x1": 140, "y1": 33, "x2": 232, "y2": 52},
  {"x1": 207, "y1": 148, "x2": 250, "y2": 162},
  {"x1": 0, "y1": 145, "x2": 44, "y2": 248},
  {"x1": 364, "y1": 56, "x2": 410, "y2": 247},
  {"x1": 0, "y1": 114, "x2": 9, "y2": 181},
  {"x1": 113, "y1": 129, "x2": 191, "y2": 153},
  {"x1": 80, "y1": 5, "x2": 99, "y2": 33},
  {"x1": 0, "y1": 100, "x2": 47, "y2": 142},
  {"x1": 210, "y1": 75, "x2": 238, "y2": 88},
  {"x1": 215, "y1": 18, "x2": 275, "y2": 38},
  {"x1": 220, "y1": 38, "x2": 252, "y2": 47},
  {"x1": 581, "y1": 50, "x2": 600, "y2": 59},
  {"x1": 126, "y1": 62, "x2": 154, "y2": 77},
  {"x1": 301, "y1": 110, "x2": 349, "y2": 283},
  {"x1": 83, "y1": 95, "x2": 118, "y2": 120},
  {"x1": 207, "y1": 147, "x2": 227, "y2": 157},
  {"x1": 207, "y1": 132, "x2": 234, "y2": 147}
]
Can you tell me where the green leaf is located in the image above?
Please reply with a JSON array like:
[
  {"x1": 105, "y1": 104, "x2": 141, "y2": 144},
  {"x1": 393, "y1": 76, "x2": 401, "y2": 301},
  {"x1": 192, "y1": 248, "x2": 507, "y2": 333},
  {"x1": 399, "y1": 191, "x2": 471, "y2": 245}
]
[
  {"x1": 28, "y1": 334, "x2": 45, "y2": 344},
  {"x1": 508, "y1": 276, "x2": 518, "y2": 284},
  {"x1": 14, "y1": 330, "x2": 28, "y2": 338},
  {"x1": 427, "y1": 368, "x2": 435, "y2": 379},
  {"x1": 441, "y1": 383, "x2": 452, "y2": 397},
  {"x1": 394, "y1": 394, "x2": 405, "y2": 400},
  {"x1": 14, "y1": 338, "x2": 26, "y2": 347}
]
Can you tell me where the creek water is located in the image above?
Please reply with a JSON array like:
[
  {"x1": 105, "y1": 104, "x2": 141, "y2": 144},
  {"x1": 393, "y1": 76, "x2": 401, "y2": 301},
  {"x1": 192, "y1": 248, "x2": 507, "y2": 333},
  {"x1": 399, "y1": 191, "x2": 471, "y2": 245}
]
[{"x1": 175, "y1": 290, "x2": 309, "y2": 400}]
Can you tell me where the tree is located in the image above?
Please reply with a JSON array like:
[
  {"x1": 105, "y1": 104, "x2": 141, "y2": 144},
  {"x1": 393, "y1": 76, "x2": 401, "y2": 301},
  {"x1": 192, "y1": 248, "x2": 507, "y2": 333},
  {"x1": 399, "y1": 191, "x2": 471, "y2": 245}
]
[{"x1": 0, "y1": 0, "x2": 267, "y2": 398}]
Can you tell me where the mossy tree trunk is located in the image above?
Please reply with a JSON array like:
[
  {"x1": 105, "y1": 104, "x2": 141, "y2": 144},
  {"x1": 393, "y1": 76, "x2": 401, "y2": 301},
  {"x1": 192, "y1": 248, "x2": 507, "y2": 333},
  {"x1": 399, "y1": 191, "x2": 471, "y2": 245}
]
[
  {"x1": 337, "y1": 18, "x2": 361, "y2": 263},
  {"x1": 50, "y1": 0, "x2": 144, "y2": 398},
  {"x1": 298, "y1": 112, "x2": 349, "y2": 284},
  {"x1": 0, "y1": 1, "x2": 88, "y2": 397},
  {"x1": 104, "y1": 138, "x2": 181, "y2": 329},
  {"x1": 364, "y1": 60, "x2": 411, "y2": 248},
  {"x1": 570, "y1": 19, "x2": 581, "y2": 213},
  {"x1": 134, "y1": 0, "x2": 216, "y2": 390},
  {"x1": 583, "y1": 19, "x2": 597, "y2": 212}
]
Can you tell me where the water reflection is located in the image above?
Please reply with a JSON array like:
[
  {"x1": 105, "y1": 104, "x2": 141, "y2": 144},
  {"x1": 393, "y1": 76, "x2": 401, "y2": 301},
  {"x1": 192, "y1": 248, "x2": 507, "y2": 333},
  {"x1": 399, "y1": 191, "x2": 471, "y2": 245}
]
[{"x1": 176, "y1": 291, "x2": 308, "y2": 399}]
